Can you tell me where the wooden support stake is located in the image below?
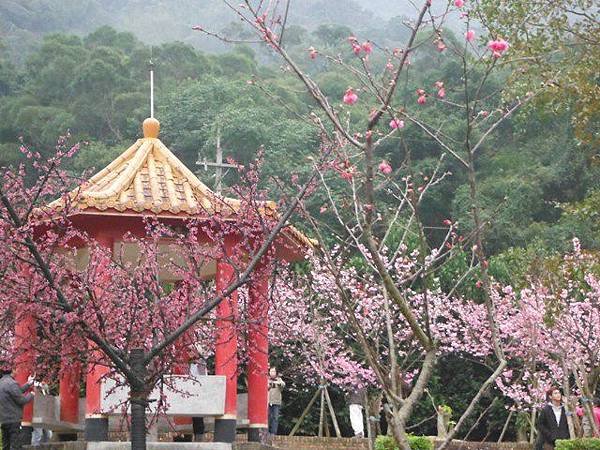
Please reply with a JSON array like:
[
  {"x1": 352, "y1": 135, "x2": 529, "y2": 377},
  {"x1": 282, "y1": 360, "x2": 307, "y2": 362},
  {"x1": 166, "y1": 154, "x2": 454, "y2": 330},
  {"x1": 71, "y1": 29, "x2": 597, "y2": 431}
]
[
  {"x1": 324, "y1": 386, "x2": 341, "y2": 438},
  {"x1": 289, "y1": 387, "x2": 321, "y2": 437}
]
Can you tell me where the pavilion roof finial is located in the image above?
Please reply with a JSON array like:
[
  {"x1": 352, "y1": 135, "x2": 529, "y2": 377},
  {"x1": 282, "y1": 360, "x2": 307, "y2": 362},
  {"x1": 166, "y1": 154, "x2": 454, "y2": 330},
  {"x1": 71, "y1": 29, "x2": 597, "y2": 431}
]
[
  {"x1": 143, "y1": 55, "x2": 160, "y2": 138},
  {"x1": 149, "y1": 54, "x2": 154, "y2": 119},
  {"x1": 143, "y1": 117, "x2": 160, "y2": 138}
]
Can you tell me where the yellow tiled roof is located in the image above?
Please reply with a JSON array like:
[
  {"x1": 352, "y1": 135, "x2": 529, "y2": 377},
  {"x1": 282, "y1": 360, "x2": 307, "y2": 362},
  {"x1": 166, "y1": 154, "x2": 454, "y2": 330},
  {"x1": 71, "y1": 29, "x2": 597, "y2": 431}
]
[
  {"x1": 50, "y1": 137, "x2": 251, "y2": 216},
  {"x1": 46, "y1": 118, "x2": 315, "y2": 250}
]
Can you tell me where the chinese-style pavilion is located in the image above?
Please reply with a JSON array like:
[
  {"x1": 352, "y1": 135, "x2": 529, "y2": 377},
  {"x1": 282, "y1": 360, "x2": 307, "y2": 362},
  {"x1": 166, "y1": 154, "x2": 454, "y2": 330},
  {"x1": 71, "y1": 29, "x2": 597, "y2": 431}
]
[{"x1": 14, "y1": 117, "x2": 311, "y2": 444}]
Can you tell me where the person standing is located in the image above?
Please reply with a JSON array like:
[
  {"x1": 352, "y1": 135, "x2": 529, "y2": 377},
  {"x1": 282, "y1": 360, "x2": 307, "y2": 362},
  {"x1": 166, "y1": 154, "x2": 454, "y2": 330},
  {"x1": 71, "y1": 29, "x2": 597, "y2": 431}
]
[
  {"x1": 190, "y1": 357, "x2": 207, "y2": 441},
  {"x1": 30, "y1": 427, "x2": 51, "y2": 447},
  {"x1": 0, "y1": 363, "x2": 35, "y2": 450},
  {"x1": 268, "y1": 367, "x2": 285, "y2": 435},
  {"x1": 576, "y1": 397, "x2": 600, "y2": 437},
  {"x1": 536, "y1": 386, "x2": 571, "y2": 450},
  {"x1": 30, "y1": 381, "x2": 51, "y2": 446},
  {"x1": 348, "y1": 386, "x2": 366, "y2": 437}
]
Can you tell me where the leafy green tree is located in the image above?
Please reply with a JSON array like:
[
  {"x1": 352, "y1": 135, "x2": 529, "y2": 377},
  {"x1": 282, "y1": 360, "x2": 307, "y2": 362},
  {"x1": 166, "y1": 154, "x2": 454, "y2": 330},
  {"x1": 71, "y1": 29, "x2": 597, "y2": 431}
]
[{"x1": 478, "y1": 0, "x2": 600, "y2": 146}]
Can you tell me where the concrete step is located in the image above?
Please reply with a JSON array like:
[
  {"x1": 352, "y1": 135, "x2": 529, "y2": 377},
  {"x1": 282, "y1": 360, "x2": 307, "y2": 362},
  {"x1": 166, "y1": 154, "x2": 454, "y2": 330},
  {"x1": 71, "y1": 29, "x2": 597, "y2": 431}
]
[{"x1": 87, "y1": 444, "x2": 232, "y2": 450}]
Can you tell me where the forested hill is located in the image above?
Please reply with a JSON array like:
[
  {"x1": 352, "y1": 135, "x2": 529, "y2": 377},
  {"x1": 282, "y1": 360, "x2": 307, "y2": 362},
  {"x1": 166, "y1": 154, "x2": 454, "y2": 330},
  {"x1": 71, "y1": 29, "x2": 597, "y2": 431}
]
[
  {"x1": 0, "y1": 21, "x2": 598, "y2": 282},
  {"x1": 0, "y1": 0, "x2": 420, "y2": 63}
]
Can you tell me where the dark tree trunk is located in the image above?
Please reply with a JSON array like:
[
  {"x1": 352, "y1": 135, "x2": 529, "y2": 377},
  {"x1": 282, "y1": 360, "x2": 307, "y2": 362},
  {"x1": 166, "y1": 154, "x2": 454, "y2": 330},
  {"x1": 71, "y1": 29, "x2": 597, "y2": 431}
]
[{"x1": 130, "y1": 348, "x2": 148, "y2": 450}]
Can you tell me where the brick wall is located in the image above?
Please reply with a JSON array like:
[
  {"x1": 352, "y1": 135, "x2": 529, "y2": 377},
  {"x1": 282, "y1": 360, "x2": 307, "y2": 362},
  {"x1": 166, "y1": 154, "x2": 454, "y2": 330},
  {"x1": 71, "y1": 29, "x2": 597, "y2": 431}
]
[
  {"x1": 271, "y1": 436, "x2": 532, "y2": 450},
  {"x1": 433, "y1": 441, "x2": 532, "y2": 450},
  {"x1": 233, "y1": 443, "x2": 280, "y2": 450},
  {"x1": 272, "y1": 435, "x2": 369, "y2": 450},
  {"x1": 23, "y1": 436, "x2": 534, "y2": 450}
]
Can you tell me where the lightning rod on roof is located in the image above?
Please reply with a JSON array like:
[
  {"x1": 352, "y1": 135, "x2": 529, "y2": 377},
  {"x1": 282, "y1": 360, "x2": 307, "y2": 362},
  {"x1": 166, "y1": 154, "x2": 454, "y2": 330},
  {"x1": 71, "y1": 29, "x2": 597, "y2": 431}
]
[{"x1": 149, "y1": 53, "x2": 154, "y2": 119}]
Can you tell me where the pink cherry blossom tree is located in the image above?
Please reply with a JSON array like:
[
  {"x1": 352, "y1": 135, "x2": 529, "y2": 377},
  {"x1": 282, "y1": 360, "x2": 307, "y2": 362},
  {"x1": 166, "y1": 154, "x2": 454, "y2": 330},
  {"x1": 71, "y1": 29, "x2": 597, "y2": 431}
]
[
  {"x1": 190, "y1": 1, "x2": 547, "y2": 448},
  {"x1": 0, "y1": 138, "x2": 324, "y2": 450},
  {"x1": 436, "y1": 240, "x2": 600, "y2": 441}
]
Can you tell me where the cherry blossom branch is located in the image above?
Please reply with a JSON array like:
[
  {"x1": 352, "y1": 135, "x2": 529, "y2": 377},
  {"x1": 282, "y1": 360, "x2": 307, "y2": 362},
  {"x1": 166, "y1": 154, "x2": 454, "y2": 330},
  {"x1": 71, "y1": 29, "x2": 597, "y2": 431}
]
[
  {"x1": 146, "y1": 158, "x2": 322, "y2": 364},
  {"x1": 0, "y1": 187, "x2": 133, "y2": 378}
]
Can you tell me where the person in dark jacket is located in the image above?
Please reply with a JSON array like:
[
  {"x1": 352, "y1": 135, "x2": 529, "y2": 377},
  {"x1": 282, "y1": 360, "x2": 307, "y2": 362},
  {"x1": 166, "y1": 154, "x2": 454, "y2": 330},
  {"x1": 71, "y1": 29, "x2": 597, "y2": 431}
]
[
  {"x1": 536, "y1": 386, "x2": 571, "y2": 450},
  {"x1": 0, "y1": 363, "x2": 35, "y2": 450}
]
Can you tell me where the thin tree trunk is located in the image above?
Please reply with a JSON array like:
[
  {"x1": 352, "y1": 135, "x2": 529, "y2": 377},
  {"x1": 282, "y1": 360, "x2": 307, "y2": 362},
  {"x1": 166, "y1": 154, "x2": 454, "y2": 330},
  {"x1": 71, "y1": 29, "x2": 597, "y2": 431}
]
[
  {"x1": 530, "y1": 409, "x2": 537, "y2": 444},
  {"x1": 130, "y1": 348, "x2": 147, "y2": 450},
  {"x1": 318, "y1": 387, "x2": 325, "y2": 437},
  {"x1": 437, "y1": 359, "x2": 507, "y2": 450},
  {"x1": 366, "y1": 394, "x2": 374, "y2": 450},
  {"x1": 463, "y1": 400, "x2": 495, "y2": 441},
  {"x1": 561, "y1": 359, "x2": 576, "y2": 438},
  {"x1": 573, "y1": 366, "x2": 599, "y2": 437},
  {"x1": 389, "y1": 413, "x2": 411, "y2": 450}
]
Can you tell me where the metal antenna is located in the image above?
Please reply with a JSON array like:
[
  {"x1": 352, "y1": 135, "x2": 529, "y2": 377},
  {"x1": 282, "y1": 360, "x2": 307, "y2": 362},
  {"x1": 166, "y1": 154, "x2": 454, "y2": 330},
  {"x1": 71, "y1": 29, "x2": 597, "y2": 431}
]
[{"x1": 195, "y1": 126, "x2": 236, "y2": 195}]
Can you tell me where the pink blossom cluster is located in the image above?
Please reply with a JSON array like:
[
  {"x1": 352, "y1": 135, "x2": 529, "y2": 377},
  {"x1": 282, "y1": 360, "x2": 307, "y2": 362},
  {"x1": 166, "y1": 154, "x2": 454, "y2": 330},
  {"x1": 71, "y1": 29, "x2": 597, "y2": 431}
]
[
  {"x1": 348, "y1": 36, "x2": 373, "y2": 57},
  {"x1": 488, "y1": 39, "x2": 510, "y2": 58},
  {"x1": 343, "y1": 88, "x2": 359, "y2": 105}
]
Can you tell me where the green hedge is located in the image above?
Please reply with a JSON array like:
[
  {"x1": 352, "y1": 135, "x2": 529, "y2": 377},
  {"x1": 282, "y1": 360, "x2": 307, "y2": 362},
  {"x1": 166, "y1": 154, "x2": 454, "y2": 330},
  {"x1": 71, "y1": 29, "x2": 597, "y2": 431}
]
[
  {"x1": 375, "y1": 435, "x2": 433, "y2": 450},
  {"x1": 556, "y1": 439, "x2": 600, "y2": 450}
]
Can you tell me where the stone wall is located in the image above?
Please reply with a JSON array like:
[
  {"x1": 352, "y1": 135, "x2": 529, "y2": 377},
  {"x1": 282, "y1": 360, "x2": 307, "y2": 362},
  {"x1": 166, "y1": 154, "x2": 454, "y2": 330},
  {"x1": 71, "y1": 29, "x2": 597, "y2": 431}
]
[
  {"x1": 25, "y1": 443, "x2": 275, "y2": 450},
  {"x1": 23, "y1": 444, "x2": 85, "y2": 450}
]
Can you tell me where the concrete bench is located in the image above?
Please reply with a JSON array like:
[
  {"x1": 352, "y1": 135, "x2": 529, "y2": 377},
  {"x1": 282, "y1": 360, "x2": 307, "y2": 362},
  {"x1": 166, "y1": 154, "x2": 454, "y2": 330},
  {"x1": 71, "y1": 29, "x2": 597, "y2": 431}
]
[
  {"x1": 100, "y1": 375, "x2": 226, "y2": 416},
  {"x1": 87, "y1": 444, "x2": 231, "y2": 450},
  {"x1": 32, "y1": 393, "x2": 85, "y2": 431},
  {"x1": 31, "y1": 375, "x2": 227, "y2": 433}
]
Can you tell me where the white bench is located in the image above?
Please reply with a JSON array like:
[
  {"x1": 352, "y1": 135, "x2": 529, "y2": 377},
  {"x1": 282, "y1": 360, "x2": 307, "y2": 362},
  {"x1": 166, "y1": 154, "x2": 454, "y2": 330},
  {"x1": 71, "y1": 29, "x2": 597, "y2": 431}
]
[
  {"x1": 30, "y1": 375, "x2": 227, "y2": 433},
  {"x1": 100, "y1": 375, "x2": 226, "y2": 416},
  {"x1": 32, "y1": 392, "x2": 85, "y2": 431}
]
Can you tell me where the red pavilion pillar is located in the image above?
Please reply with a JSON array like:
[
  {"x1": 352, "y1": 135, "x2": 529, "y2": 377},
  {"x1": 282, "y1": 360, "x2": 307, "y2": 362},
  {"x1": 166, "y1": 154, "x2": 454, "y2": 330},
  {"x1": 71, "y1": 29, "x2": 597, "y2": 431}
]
[
  {"x1": 247, "y1": 264, "x2": 270, "y2": 442},
  {"x1": 85, "y1": 233, "x2": 113, "y2": 441},
  {"x1": 214, "y1": 238, "x2": 239, "y2": 443},
  {"x1": 60, "y1": 357, "x2": 81, "y2": 425},
  {"x1": 173, "y1": 336, "x2": 193, "y2": 430},
  {"x1": 14, "y1": 310, "x2": 36, "y2": 443}
]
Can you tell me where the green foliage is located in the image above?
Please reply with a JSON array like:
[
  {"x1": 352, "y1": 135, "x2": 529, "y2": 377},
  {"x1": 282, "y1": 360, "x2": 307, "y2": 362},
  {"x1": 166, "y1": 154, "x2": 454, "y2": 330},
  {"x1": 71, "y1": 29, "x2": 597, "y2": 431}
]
[
  {"x1": 555, "y1": 439, "x2": 600, "y2": 450},
  {"x1": 489, "y1": 245, "x2": 552, "y2": 288},
  {"x1": 0, "y1": 19, "x2": 595, "y2": 259},
  {"x1": 478, "y1": 0, "x2": 599, "y2": 146},
  {"x1": 375, "y1": 435, "x2": 433, "y2": 450},
  {"x1": 409, "y1": 357, "x2": 509, "y2": 440},
  {"x1": 515, "y1": 411, "x2": 530, "y2": 434},
  {"x1": 313, "y1": 24, "x2": 353, "y2": 47}
]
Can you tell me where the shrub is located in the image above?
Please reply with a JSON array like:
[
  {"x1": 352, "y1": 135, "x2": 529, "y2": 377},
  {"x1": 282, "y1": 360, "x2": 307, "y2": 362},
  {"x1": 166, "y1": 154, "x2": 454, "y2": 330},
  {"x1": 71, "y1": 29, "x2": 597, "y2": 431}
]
[
  {"x1": 375, "y1": 435, "x2": 433, "y2": 450},
  {"x1": 555, "y1": 438, "x2": 600, "y2": 450}
]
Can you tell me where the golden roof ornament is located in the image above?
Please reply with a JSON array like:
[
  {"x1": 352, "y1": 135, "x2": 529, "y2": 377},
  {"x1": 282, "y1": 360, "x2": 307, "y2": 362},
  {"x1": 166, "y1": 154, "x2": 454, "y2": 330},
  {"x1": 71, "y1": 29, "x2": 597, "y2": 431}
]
[{"x1": 143, "y1": 117, "x2": 160, "y2": 139}]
